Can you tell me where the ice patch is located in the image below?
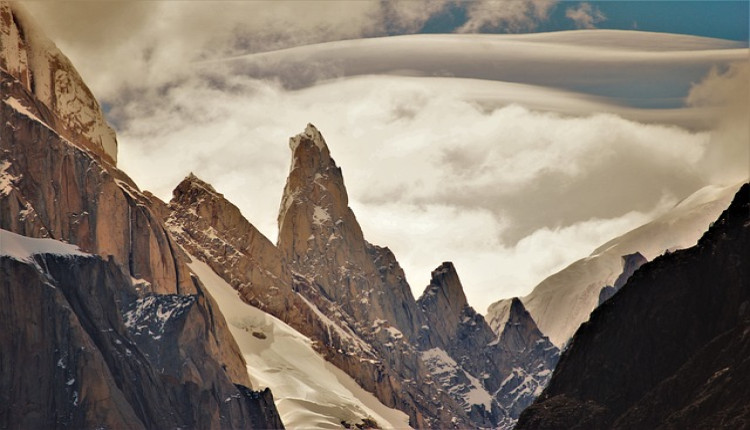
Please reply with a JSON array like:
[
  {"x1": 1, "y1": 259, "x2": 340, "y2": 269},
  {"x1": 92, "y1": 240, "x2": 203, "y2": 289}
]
[{"x1": 421, "y1": 347, "x2": 493, "y2": 411}]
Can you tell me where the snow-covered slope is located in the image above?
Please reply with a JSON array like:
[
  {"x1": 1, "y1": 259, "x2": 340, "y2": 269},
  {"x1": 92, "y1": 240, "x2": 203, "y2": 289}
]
[
  {"x1": 494, "y1": 182, "x2": 742, "y2": 348},
  {"x1": 188, "y1": 257, "x2": 411, "y2": 429}
]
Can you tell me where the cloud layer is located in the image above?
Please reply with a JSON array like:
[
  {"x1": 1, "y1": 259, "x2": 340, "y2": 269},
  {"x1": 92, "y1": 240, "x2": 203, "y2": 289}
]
[
  {"x1": 113, "y1": 67, "x2": 717, "y2": 309},
  {"x1": 22, "y1": 2, "x2": 749, "y2": 312}
]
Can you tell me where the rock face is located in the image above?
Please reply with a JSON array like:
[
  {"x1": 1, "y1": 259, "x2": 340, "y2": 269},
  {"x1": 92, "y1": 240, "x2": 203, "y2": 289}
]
[
  {"x1": 0, "y1": 234, "x2": 283, "y2": 429},
  {"x1": 169, "y1": 130, "x2": 470, "y2": 428},
  {"x1": 277, "y1": 124, "x2": 423, "y2": 340},
  {"x1": 516, "y1": 184, "x2": 750, "y2": 429},
  {"x1": 0, "y1": 2, "x2": 116, "y2": 164},
  {"x1": 0, "y1": 5, "x2": 283, "y2": 428},
  {"x1": 166, "y1": 173, "x2": 433, "y2": 426},
  {"x1": 417, "y1": 264, "x2": 559, "y2": 428},
  {"x1": 169, "y1": 124, "x2": 559, "y2": 428}
]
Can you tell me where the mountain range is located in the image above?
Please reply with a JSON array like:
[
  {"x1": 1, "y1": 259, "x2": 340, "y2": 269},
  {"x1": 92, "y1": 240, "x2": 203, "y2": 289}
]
[{"x1": 1, "y1": 2, "x2": 747, "y2": 429}]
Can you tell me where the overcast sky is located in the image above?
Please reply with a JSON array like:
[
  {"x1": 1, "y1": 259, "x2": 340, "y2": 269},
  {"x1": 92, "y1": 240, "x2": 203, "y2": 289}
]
[{"x1": 24, "y1": 1, "x2": 749, "y2": 312}]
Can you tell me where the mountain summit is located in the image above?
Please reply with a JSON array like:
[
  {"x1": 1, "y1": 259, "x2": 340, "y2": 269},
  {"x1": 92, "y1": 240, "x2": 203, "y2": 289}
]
[{"x1": 277, "y1": 123, "x2": 424, "y2": 341}]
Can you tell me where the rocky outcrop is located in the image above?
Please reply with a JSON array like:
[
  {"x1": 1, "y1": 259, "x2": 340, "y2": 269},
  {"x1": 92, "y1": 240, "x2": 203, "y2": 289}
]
[
  {"x1": 273, "y1": 125, "x2": 473, "y2": 427},
  {"x1": 417, "y1": 263, "x2": 559, "y2": 428},
  {"x1": 0, "y1": 238, "x2": 283, "y2": 429},
  {"x1": 598, "y1": 252, "x2": 647, "y2": 305},
  {"x1": 516, "y1": 183, "x2": 750, "y2": 429},
  {"x1": 1, "y1": 68, "x2": 189, "y2": 295},
  {"x1": 0, "y1": 2, "x2": 116, "y2": 164},
  {"x1": 167, "y1": 174, "x2": 291, "y2": 303},
  {"x1": 277, "y1": 124, "x2": 424, "y2": 341},
  {"x1": 492, "y1": 299, "x2": 559, "y2": 420}
]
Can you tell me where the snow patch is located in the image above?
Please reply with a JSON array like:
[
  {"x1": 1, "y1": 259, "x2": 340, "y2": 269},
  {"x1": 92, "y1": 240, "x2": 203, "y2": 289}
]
[
  {"x1": 0, "y1": 229, "x2": 89, "y2": 263},
  {"x1": 122, "y1": 294, "x2": 196, "y2": 338},
  {"x1": 420, "y1": 347, "x2": 493, "y2": 411},
  {"x1": 0, "y1": 160, "x2": 19, "y2": 196},
  {"x1": 3, "y1": 96, "x2": 46, "y2": 125},
  {"x1": 312, "y1": 205, "x2": 331, "y2": 227}
]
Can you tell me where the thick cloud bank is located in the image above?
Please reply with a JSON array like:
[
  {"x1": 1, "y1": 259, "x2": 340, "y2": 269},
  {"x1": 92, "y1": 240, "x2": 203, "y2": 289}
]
[{"x1": 23, "y1": 0, "x2": 747, "y2": 310}]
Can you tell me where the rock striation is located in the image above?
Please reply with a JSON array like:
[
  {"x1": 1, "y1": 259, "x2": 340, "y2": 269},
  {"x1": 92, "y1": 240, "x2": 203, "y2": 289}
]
[{"x1": 516, "y1": 183, "x2": 750, "y2": 429}]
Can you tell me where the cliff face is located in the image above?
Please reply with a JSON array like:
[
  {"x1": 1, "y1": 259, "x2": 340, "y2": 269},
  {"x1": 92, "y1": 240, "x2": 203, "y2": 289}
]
[
  {"x1": 277, "y1": 124, "x2": 424, "y2": 341},
  {"x1": 516, "y1": 184, "x2": 750, "y2": 429},
  {"x1": 0, "y1": 234, "x2": 283, "y2": 429},
  {"x1": 0, "y1": 4, "x2": 283, "y2": 427},
  {"x1": 417, "y1": 265, "x2": 559, "y2": 427}
]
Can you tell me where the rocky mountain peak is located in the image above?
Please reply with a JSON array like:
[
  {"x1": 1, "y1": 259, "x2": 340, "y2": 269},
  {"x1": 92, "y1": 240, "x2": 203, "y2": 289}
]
[
  {"x1": 417, "y1": 262, "x2": 479, "y2": 349},
  {"x1": 507, "y1": 298, "x2": 527, "y2": 323},
  {"x1": 167, "y1": 173, "x2": 292, "y2": 303},
  {"x1": 172, "y1": 173, "x2": 221, "y2": 204},
  {"x1": 277, "y1": 124, "x2": 357, "y2": 261},
  {"x1": 289, "y1": 123, "x2": 328, "y2": 152},
  {"x1": 422, "y1": 261, "x2": 469, "y2": 316},
  {"x1": 499, "y1": 298, "x2": 553, "y2": 355}
]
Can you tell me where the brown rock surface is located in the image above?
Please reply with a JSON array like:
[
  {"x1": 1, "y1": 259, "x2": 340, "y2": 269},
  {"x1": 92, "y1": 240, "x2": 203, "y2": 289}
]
[
  {"x1": 0, "y1": 1, "x2": 117, "y2": 164},
  {"x1": 277, "y1": 124, "x2": 424, "y2": 341},
  {"x1": 0, "y1": 250, "x2": 284, "y2": 429},
  {"x1": 169, "y1": 125, "x2": 558, "y2": 428}
]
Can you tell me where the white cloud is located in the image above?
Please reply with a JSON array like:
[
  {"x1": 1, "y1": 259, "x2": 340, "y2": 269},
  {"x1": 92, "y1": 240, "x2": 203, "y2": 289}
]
[
  {"x1": 687, "y1": 61, "x2": 750, "y2": 184},
  {"x1": 566, "y1": 2, "x2": 606, "y2": 29},
  {"x1": 457, "y1": 0, "x2": 558, "y2": 33},
  {"x1": 116, "y1": 69, "x2": 711, "y2": 311},
  {"x1": 21, "y1": 1, "x2": 745, "y2": 312},
  {"x1": 217, "y1": 32, "x2": 746, "y2": 110},
  {"x1": 22, "y1": 1, "x2": 452, "y2": 100}
]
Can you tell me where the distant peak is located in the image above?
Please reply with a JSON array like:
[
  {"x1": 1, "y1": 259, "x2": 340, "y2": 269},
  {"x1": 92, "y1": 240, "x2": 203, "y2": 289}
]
[
  {"x1": 509, "y1": 297, "x2": 526, "y2": 316},
  {"x1": 423, "y1": 261, "x2": 468, "y2": 312},
  {"x1": 173, "y1": 173, "x2": 219, "y2": 200},
  {"x1": 505, "y1": 297, "x2": 543, "y2": 331}
]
